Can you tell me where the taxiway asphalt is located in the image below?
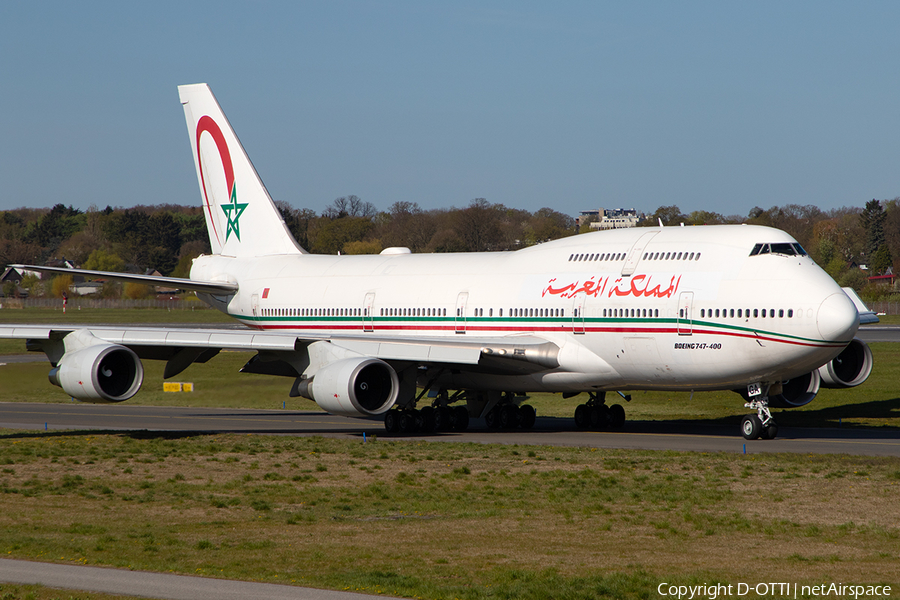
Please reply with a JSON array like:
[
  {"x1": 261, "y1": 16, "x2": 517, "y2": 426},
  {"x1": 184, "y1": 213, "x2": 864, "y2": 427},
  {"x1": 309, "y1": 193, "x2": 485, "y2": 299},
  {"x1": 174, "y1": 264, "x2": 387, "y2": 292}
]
[
  {"x1": 0, "y1": 558, "x2": 400, "y2": 600},
  {"x1": 1, "y1": 401, "x2": 898, "y2": 457}
]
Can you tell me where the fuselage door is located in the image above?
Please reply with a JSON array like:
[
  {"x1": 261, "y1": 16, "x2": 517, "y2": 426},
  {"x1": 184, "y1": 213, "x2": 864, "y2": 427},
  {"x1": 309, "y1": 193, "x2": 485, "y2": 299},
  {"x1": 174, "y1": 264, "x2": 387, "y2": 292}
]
[
  {"x1": 677, "y1": 291, "x2": 693, "y2": 336},
  {"x1": 622, "y1": 232, "x2": 659, "y2": 277},
  {"x1": 455, "y1": 292, "x2": 468, "y2": 334},
  {"x1": 251, "y1": 293, "x2": 259, "y2": 319},
  {"x1": 363, "y1": 292, "x2": 375, "y2": 332},
  {"x1": 572, "y1": 295, "x2": 586, "y2": 334}
]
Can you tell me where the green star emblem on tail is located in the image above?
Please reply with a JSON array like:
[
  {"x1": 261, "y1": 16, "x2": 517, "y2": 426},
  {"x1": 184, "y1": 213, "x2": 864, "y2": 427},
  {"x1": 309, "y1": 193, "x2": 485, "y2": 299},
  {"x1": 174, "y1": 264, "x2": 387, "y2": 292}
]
[{"x1": 221, "y1": 184, "x2": 248, "y2": 242}]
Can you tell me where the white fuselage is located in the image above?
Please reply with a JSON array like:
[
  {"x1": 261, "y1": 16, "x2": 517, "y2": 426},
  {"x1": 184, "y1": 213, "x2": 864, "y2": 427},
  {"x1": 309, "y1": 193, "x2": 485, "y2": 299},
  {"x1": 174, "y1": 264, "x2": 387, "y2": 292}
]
[{"x1": 191, "y1": 224, "x2": 859, "y2": 393}]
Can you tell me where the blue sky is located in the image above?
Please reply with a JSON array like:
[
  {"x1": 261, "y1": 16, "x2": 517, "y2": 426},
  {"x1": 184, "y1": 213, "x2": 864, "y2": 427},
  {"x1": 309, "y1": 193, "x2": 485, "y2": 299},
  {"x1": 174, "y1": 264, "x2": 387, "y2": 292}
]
[{"x1": 1, "y1": 1, "x2": 898, "y2": 219}]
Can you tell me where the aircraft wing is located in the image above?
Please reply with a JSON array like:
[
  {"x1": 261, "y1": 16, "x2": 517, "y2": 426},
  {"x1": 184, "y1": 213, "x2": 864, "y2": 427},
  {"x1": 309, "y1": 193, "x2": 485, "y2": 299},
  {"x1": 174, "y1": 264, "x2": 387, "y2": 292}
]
[
  {"x1": 10, "y1": 265, "x2": 238, "y2": 295},
  {"x1": 0, "y1": 325, "x2": 557, "y2": 372}
]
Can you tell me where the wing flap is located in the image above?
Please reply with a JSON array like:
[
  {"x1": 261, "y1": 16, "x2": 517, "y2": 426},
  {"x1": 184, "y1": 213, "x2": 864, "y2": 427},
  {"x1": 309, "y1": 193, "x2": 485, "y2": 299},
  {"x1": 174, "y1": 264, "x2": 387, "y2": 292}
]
[
  {"x1": 0, "y1": 326, "x2": 54, "y2": 339},
  {"x1": 331, "y1": 339, "x2": 483, "y2": 365}
]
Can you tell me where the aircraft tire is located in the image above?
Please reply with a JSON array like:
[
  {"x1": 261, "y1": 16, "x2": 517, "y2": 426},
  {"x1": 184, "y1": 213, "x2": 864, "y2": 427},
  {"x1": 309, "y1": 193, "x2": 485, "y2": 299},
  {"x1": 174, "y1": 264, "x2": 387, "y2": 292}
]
[
  {"x1": 384, "y1": 410, "x2": 400, "y2": 433},
  {"x1": 419, "y1": 406, "x2": 435, "y2": 432},
  {"x1": 741, "y1": 414, "x2": 763, "y2": 440},
  {"x1": 498, "y1": 405, "x2": 518, "y2": 429},
  {"x1": 574, "y1": 404, "x2": 590, "y2": 430},
  {"x1": 761, "y1": 422, "x2": 778, "y2": 440},
  {"x1": 434, "y1": 407, "x2": 451, "y2": 431},
  {"x1": 608, "y1": 404, "x2": 626, "y2": 430},
  {"x1": 452, "y1": 406, "x2": 470, "y2": 431},
  {"x1": 589, "y1": 405, "x2": 609, "y2": 430},
  {"x1": 520, "y1": 405, "x2": 536, "y2": 430},
  {"x1": 399, "y1": 411, "x2": 417, "y2": 433},
  {"x1": 485, "y1": 407, "x2": 500, "y2": 429}
]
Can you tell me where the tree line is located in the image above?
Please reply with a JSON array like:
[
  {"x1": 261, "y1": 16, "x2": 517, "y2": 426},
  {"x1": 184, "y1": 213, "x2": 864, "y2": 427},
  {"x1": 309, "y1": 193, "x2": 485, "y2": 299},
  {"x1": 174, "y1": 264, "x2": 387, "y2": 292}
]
[{"x1": 1, "y1": 196, "x2": 898, "y2": 300}]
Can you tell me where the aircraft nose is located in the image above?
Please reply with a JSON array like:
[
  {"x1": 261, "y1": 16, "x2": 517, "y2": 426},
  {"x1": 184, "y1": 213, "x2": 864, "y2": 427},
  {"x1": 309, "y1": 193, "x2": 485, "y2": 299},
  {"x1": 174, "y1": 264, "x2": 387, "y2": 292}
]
[{"x1": 817, "y1": 292, "x2": 859, "y2": 342}]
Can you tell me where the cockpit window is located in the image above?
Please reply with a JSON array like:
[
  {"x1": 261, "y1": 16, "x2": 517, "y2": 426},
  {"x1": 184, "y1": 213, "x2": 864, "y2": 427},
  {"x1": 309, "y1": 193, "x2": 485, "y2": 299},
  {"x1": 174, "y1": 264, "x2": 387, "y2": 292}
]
[
  {"x1": 770, "y1": 243, "x2": 795, "y2": 255},
  {"x1": 749, "y1": 242, "x2": 809, "y2": 257}
]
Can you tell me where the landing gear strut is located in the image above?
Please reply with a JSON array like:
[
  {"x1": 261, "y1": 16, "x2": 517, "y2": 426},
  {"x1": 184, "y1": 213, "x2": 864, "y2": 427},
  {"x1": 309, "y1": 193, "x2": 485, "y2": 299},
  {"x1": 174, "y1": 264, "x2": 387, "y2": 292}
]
[
  {"x1": 574, "y1": 392, "x2": 625, "y2": 431},
  {"x1": 741, "y1": 384, "x2": 778, "y2": 440}
]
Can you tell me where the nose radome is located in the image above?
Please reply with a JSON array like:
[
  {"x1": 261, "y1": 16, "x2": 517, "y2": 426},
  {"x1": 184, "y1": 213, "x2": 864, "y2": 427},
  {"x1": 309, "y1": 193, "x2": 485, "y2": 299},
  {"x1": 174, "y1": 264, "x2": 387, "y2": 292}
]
[{"x1": 817, "y1": 292, "x2": 860, "y2": 341}]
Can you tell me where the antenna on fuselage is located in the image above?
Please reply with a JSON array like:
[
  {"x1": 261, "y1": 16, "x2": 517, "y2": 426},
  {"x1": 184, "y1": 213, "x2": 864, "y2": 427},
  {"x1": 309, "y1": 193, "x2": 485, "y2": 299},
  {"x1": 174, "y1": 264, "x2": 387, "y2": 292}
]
[{"x1": 658, "y1": 218, "x2": 664, "y2": 227}]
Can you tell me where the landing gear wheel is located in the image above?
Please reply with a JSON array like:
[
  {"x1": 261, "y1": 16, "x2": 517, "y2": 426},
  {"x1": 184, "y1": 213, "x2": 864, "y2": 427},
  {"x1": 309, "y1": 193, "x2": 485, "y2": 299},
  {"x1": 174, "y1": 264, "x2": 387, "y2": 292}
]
[
  {"x1": 519, "y1": 405, "x2": 536, "y2": 430},
  {"x1": 485, "y1": 407, "x2": 499, "y2": 429},
  {"x1": 589, "y1": 405, "x2": 609, "y2": 430},
  {"x1": 574, "y1": 404, "x2": 590, "y2": 430},
  {"x1": 760, "y1": 422, "x2": 778, "y2": 440},
  {"x1": 741, "y1": 414, "x2": 763, "y2": 440},
  {"x1": 419, "y1": 406, "x2": 435, "y2": 432},
  {"x1": 498, "y1": 404, "x2": 519, "y2": 429},
  {"x1": 452, "y1": 406, "x2": 470, "y2": 431},
  {"x1": 434, "y1": 407, "x2": 452, "y2": 431},
  {"x1": 399, "y1": 411, "x2": 417, "y2": 433},
  {"x1": 608, "y1": 404, "x2": 626, "y2": 430},
  {"x1": 384, "y1": 410, "x2": 400, "y2": 433}
]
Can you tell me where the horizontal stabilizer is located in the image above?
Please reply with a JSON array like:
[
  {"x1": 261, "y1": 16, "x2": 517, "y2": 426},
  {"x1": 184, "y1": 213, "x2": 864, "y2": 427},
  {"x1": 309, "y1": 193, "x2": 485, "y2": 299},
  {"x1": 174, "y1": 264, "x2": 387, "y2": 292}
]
[{"x1": 11, "y1": 265, "x2": 238, "y2": 295}]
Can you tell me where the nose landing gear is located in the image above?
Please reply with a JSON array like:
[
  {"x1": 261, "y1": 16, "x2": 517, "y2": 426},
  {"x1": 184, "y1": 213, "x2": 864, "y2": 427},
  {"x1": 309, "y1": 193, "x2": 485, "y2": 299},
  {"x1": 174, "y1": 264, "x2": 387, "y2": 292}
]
[{"x1": 741, "y1": 384, "x2": 778, "y2": 440}]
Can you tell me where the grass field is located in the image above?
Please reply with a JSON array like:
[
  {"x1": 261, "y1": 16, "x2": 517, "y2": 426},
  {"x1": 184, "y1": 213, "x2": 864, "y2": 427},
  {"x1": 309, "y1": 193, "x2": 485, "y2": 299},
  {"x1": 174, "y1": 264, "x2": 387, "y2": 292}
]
[
  {"x1": 0, "y1": 432, "x2": 897, "y2": 599},
  {"x1": 0, "y1": 584, "x2": 140, "y2": 600}
]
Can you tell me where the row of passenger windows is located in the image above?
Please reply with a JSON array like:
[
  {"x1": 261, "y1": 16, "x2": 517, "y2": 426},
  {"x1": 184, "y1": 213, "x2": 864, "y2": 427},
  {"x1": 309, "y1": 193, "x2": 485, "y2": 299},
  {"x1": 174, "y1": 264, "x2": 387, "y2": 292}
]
[
  {"x1": 461, "y1": 308, "x2": 567, "y2": 317},
  {"x1": 568, "y1": 251, "x2": 702, "y2": 262},
  {"x1": 263, "y1": 307, "x2": 366, "y2": 317},
  {"x1": 700, "y1": 308, "x2": 795, "y2": 319},
  {"x1": 264, "y1": 307, "x2": 571, "y2": 318},
  {"x1": 643, "y1": 251, "x2": 701, "y2": 261},
  {"x1": 569, "y1": 252, "x2": 625, "y2": 262},
  {"x1": 381, "y1": 307, "x2": 447, "y2": 317},
  {"x1": 603, "y1": 308, "x2": 660, "y2": 318},
  {"x1": 262, "y1": 306, "x2": 794, "y2": 321}
]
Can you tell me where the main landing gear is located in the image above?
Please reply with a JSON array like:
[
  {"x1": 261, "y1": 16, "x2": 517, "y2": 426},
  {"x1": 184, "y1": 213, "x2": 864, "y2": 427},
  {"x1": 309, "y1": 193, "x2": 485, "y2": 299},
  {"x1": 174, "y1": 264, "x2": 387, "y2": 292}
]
[
  {"x1": 574, "y1": 392, "x2": 626, "y2": 431},
  {"x1": 384, "y1": 404, "x2": 470, "y2": 434},
  {"x1": 484, "y1": 403, "x2": 536, "y2": 430},
  {"x1": 741, "y1": 384, "x2": 778, "y2": 440}
]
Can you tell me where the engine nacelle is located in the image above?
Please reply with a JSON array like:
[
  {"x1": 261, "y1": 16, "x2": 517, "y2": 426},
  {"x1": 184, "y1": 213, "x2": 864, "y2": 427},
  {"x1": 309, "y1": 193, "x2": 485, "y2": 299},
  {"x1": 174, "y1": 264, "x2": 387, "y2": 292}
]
[
  {"x1": 49, "y1": 343, "x2": 144, "y2": 403},
  {"x1": 818, "y1": 338, "x2": 873, "y2": 388},
  {"x1": 769, "y1": 369, "x2": 820, "y2": 408},
  {"x1": 296, "y1": 357, "x2": 399, "y2": 417}
]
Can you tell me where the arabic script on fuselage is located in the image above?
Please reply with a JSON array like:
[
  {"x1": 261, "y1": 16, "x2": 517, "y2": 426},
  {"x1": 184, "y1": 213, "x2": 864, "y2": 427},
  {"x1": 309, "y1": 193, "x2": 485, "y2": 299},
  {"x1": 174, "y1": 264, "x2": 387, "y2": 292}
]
[{"x1": 542, "y1": 274, "x2": 682, "y2": 299}]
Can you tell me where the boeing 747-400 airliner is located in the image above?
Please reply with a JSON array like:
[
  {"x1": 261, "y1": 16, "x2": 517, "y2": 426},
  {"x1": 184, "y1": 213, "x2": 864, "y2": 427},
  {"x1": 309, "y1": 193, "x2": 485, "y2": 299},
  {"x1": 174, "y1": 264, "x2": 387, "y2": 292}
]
[{"x1": 0, "y1": 84, "x2": 873, "y2": 440}]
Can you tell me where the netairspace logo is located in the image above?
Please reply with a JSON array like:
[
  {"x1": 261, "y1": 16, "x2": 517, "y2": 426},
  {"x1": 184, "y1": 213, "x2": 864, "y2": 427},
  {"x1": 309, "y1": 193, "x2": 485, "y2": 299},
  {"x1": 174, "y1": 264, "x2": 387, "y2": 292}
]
[{"x1": 657, "y1": 582, "x2": 893, "y2": 599}]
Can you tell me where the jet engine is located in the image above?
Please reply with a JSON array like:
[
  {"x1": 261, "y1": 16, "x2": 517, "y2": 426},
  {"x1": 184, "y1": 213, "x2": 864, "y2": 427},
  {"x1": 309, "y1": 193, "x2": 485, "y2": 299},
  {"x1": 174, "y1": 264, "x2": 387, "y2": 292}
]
[
  {"x1": 49, "y1": 343, "x2": 144, "y2": 403},
  {"x1": 295, "y1": 357, "x2": 399, "y2": 417},
  {"x1": 768, "y1": 369, "x2": 820, "y2": 408},
  {"x1": 818, "y1": 338, "x2": 873, "y2": 388}
]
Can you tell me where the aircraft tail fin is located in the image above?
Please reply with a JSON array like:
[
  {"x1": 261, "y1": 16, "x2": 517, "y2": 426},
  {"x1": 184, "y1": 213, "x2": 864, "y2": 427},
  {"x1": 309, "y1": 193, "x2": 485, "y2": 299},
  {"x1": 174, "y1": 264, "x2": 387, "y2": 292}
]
[{"x1": 178, "y1": 83, "x2": 305, "y2": 257}]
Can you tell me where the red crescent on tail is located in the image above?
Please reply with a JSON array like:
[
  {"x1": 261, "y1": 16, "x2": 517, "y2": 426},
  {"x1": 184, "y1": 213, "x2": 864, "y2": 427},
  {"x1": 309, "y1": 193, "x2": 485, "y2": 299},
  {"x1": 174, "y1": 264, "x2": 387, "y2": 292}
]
[{"x1": 195, "y1": 116, "x2": 235, "y2": 247}]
